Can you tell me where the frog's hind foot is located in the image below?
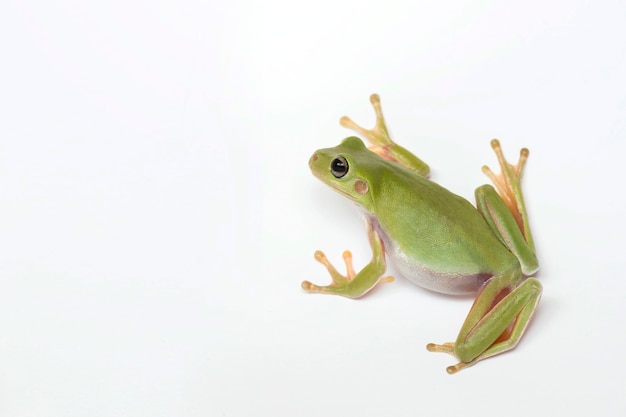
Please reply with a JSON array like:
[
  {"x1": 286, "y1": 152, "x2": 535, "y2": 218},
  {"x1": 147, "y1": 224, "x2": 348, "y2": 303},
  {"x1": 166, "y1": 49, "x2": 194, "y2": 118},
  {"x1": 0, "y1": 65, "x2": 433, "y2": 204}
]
[
  {"x1": 482, "y1": 139, "x2": 534, "y2": 249},
  {"x1": 426, "y1": 342, "x2": 455, "y2": 355},
  {"x1": 426, "y1": 342, "x2": 475, "y2": 375}
]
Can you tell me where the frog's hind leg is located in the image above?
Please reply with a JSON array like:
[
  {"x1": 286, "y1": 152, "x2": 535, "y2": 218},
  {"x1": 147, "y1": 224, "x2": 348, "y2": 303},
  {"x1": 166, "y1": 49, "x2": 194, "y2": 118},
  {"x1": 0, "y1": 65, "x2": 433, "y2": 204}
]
[
  {"x1": 428, "y1": 140, "x2": 541, "y2": 374},
  {"x1": 475, "y1": 184, "x2": 538, "y2": 276},
  {"x1": 481, "y1": 139, "x2": 535, "y2": 252},
  {"x1": 427, "y1": 272, "x2": 542, "y2": 374}
]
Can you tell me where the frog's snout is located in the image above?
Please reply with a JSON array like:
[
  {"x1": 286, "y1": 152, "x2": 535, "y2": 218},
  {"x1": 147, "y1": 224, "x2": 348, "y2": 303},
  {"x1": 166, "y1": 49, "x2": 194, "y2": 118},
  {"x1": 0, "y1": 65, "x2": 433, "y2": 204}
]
[{"x1": 309, "y1": 153, "x2": 318, "y2": 169}]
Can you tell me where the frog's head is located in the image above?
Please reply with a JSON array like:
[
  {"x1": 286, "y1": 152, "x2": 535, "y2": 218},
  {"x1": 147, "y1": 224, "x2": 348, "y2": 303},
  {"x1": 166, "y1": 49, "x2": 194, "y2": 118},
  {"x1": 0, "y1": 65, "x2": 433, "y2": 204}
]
[{"x1": 309, "y1": 136, "x2": 379, "y2": 212}]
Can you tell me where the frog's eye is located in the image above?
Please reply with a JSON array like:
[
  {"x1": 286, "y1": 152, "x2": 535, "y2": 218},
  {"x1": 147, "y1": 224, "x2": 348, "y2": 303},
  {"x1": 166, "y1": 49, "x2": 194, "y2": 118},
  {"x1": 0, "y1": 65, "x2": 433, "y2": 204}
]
[{"x1": 331, "y1": 156, "x2": 349, "y2": 178}]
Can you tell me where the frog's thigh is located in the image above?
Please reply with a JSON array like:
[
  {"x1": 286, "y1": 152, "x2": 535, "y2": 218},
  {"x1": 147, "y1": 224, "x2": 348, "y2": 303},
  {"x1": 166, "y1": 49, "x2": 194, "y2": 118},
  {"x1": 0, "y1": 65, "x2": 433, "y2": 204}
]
[
  {"x1": 454, "y1": 276, "x2": 542, "y2": 363},
  {"x1": 475, "y1": 184, "x2": 538, "y2": 275}
]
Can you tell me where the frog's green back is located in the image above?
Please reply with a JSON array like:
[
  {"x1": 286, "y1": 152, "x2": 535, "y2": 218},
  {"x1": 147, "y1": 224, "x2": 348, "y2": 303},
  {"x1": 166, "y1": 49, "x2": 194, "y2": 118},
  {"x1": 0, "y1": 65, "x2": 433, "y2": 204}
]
[{"x1": 369, "y1": 159, "x2": 515, "y2": 276}]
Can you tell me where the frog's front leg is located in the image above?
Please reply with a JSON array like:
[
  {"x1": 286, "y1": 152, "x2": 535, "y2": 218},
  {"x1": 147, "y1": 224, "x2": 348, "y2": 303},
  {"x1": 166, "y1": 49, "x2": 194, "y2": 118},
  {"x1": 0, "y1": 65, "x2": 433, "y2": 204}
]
[
  {"x1": 301, "y1": 219, "x2": 394, "y2": 298},
  {"x1": 340, "y1": 94, "x2": 430, "y2": 177}
]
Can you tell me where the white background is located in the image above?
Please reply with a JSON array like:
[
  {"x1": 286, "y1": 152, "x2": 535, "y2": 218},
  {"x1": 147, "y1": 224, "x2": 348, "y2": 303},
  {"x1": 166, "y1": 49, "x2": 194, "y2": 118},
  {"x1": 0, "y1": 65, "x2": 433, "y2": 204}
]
[{"x1": 1, "y1": 0, "x2": 625, "y2": 416}]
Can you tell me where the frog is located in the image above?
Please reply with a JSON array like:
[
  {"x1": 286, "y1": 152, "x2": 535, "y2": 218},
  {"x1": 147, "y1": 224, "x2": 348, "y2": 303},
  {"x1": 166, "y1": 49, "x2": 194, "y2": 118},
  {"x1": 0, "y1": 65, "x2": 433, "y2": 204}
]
[{"x1": 302, "y1": 94, "x2": 542, "y2": 374}]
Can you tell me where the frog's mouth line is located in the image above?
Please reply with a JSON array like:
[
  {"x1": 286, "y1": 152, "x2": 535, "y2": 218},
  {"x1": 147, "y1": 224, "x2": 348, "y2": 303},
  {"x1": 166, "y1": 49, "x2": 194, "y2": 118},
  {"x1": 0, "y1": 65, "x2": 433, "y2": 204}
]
[{"x1": 327, "y1": 183, "x2": 359, "y2": 202}]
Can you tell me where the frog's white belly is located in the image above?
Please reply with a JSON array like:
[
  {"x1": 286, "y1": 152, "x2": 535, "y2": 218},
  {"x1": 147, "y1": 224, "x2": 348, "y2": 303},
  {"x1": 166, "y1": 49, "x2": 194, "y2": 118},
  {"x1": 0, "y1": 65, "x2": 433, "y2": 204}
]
[{"x1": 371, "y1": 218, "x2": 489, "y2": 295}]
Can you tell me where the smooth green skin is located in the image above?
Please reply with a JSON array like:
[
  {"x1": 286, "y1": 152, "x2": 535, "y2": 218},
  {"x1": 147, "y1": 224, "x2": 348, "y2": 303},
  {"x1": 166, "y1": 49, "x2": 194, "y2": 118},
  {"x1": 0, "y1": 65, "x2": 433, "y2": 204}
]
[{"x1": 302, "y1": 94, "x2": 542, "y2": 374}]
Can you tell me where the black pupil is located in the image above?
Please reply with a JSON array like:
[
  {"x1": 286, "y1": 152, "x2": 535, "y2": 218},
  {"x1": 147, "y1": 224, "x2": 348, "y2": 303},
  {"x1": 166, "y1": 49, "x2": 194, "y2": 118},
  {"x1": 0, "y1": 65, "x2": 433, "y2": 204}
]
[{"x1": 331, "y1": 157, "x2": 348, "y2": 178}]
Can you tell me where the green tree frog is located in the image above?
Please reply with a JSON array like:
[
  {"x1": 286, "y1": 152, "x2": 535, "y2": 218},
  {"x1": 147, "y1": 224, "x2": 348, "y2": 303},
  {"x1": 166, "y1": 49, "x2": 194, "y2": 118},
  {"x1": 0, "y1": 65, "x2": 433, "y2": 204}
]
[{"x1": 302, "y1": 94, "x2": 542, "y2": 374}]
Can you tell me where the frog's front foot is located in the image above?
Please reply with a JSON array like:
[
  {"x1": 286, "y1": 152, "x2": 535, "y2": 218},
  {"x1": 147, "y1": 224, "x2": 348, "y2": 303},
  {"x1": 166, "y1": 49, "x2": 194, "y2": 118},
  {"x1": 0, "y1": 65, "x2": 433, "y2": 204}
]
[
  {"x1": 339, "y1": 94, "x2": 392, "y2": 151},
  {"x1": 301, "y1": 249, "x2": 393, "y2": 299},
  {"x1": 339, "y1": 94, "x2": 430, "y2": 176},
  {"x1": 301, "y1": 250, "x2": 356, "y2": 291}
]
